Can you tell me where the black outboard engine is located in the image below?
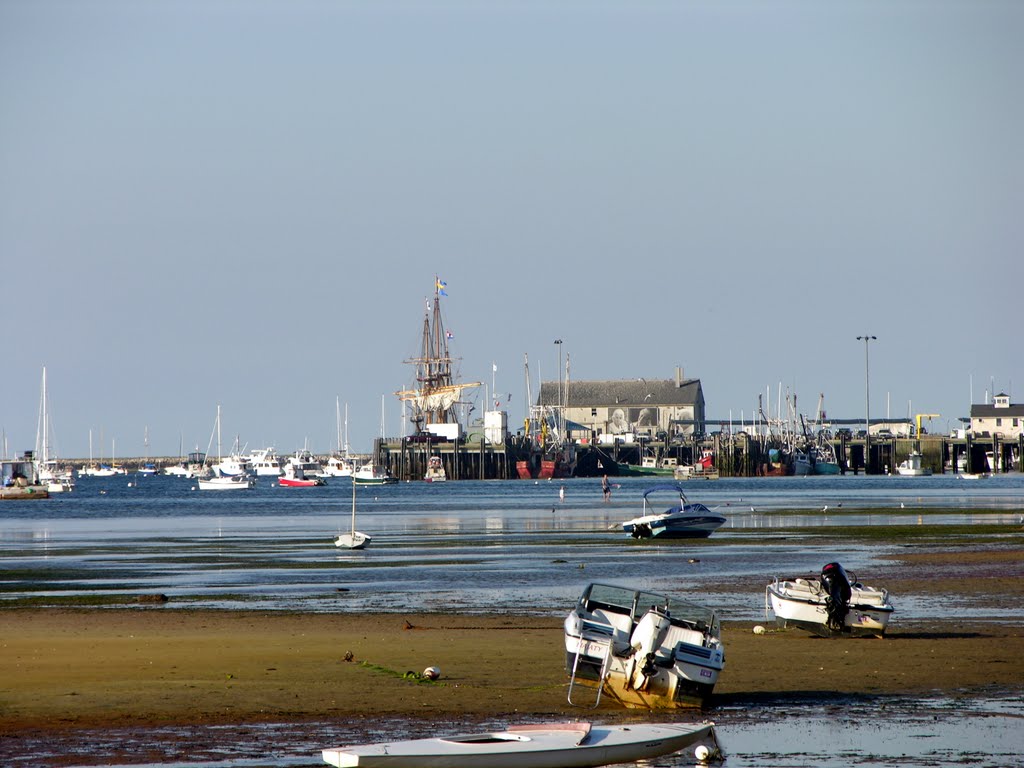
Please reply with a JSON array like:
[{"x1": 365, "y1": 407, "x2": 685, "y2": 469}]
[{"x1": 820, "y1": 562, "x2": 853, "y2": 632}]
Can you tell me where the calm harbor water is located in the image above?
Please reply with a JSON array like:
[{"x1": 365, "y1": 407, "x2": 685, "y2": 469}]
[{"x1": 2, "y1": 473, "x2": 1023, "y2": 767}]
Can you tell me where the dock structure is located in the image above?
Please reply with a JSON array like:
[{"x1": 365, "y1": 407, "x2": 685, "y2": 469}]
[
  {"x1": 365, "y1": 431, "x2": 1023, "y2": 480},
  {"x1": 63, "y1": 432, "x2": 1023, "y2": 481}
]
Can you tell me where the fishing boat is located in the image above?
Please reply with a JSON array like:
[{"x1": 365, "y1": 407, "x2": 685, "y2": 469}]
[
  {"x1": 247, "y1": 447, "x2": 283, "y2": 477},
  {"x1": 321, "y1": 721, "x2": 715, "y2": 768},
  {"x1": 353, "y1": 462, "x2": 397, "y2": 485},
  {"x1": 165, "y1": 449, "x2": 206, "y2": 478},
  {"x1": 423, "y1": 454, "x2": 447, "y2": 482},
  {"x1": 619, "y1": 483, "x2": 726, "y2": 539},
  {"x1": 766, "y1": 561, "x2": 894, "y2": 638},
  {"x1": 564, "y1": 582, "x2": 725, "y2": 709},
  {"x1": 320, "y1": 454, "x2": 355, "y2": 478},
  {"x1": 1, "y1": 454, "x2": 49, "y2": 499},
  {"x1": 335, "y1": 477, "x2": 371, "y2": 550},
  {"x1": 896, "y1": 449, "x2": 932, "y2": 476},
  {"x1": 279, "y1": 451, "x2": 326, "y2": 487},
  {"x1": 197, "y1": 407, "x2": 255, "y2": 491},
  {"x1": 673, "y1": 451, "x2": 719, "y2": 481}
]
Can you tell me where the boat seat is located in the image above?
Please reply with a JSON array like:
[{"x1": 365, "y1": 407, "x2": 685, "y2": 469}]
[
  {"x1": 586, "y1": 609, "x2": 633, "y2": 655},
  {"x1": 659, "y1": 624, "x2": 705, "y2": 656}
]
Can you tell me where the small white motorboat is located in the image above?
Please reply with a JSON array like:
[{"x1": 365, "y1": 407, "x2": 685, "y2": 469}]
[
  {"x1": 619, "y1": 483, "x2": 726, "y2": 539},
  {"x1": 564, "y1": 582, "x2": 725, "y2": 709},
  {"x1": 321, "y1": 721, "x2": 714, "y2": 768},
  {"x1": 766, "y1": 562, "x2": 894, "y2": 638},
  {"x1": 895, "y1": 450, "x2": 932, "y2": 476}
]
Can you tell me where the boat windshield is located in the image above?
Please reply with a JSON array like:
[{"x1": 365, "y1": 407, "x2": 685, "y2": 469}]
[
  {"x1": 582, "y1": 583, "x2": 718, "y2": 630},
  {"x1": 635, "y1": 590, "x2": 717, "y2": 628}
]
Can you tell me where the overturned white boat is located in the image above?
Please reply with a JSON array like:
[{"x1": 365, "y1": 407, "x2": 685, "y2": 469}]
[
  {"x1": 766, "y1": 561, "x2": 894, "y2": 638},
  {"x1": 322, "y1": 721, "x2": 715, "y2": 768},
  {"x1": 564, "y1": 582, "x2": 725, "y2": 709}
]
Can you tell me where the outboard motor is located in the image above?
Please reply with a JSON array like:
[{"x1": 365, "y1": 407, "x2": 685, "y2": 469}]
[
  {"x1": 629, "y1": 608, "x2": 671, "y2": 689},
  {"x1": 821, "y1": 562, "x2": 853, "y2": 632}
]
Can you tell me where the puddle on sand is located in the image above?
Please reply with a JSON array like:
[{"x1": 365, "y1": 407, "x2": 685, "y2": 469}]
[{"x1": 5, "y1": 695, "x2": 1021, "y2": 768}]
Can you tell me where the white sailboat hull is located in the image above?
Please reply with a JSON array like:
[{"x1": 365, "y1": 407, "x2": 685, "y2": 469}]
[{"x1": 335, "y1": 531, "x2": 371, "y2": 550}]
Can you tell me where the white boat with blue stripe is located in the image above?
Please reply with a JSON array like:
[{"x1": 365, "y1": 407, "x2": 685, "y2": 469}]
[{"x1": 619, "y1": 483, "x2": 726, "y2": 539}]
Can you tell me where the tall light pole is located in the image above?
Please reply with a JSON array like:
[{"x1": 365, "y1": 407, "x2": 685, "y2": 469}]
[
  {"x1": 554, "y1": 339, "x2": 563, "y2": 437},
  {"x1": 857, "y1": 335, "x2": 877, "y2": 473}
]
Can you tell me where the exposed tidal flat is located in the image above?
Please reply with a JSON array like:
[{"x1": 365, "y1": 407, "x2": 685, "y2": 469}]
[{"x1": 1, "y1": 474, "x2": 1023, "y2": 767}]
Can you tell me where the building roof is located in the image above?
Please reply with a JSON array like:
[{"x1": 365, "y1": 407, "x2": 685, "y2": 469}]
[
  {"x1": 538, "y1": 378, "x2": 703, "y2": 407},
  {"x1": 971, "y1": 403, "x2": 1024, "y2": 418}
]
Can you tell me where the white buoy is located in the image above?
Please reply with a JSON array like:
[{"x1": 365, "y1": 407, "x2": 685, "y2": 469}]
[{"x1": 695, "y1": 744, "x2": 711, "y2": 761}]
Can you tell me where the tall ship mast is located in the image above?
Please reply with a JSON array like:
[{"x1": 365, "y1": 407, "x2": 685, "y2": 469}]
[{"x1": 396, "y1": 278, "x2": 481, "y2": 434}]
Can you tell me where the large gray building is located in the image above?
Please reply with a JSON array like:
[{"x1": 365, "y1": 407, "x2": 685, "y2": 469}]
[{"x1": 538, "y1": 368, "x2": 705, "y2": 442}]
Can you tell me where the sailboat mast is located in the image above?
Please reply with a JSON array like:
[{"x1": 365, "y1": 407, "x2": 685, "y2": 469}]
[{"x1": 350, "y1": 474, "x2": 357, "y2": 536}]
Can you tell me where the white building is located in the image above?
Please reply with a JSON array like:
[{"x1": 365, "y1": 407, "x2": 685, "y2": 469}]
[{"x1": 970, "y1": 393, "x2": 1024, "y2": 440}]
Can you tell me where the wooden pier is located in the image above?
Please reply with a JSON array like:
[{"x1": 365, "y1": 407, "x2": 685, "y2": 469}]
[{"x1": 62, "y1": 432, "x2": 1023, "y2": 481}]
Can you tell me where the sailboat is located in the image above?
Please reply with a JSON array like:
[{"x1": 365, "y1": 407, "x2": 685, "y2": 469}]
[
  {"x1": 197, "y1": 406, "x2": 256, "y2": 490},
  {"x1": 395, "y1": 277, "x2": 481, "y2": 443},
  {"x1": 334, "y1": 476, "x2": 371, "y2": 549},
  {"x1": 138, "y1": 427, "x2": 158, "y2": 475},
  {"x1": 34, "y1": 366, "x2": 75, "y2": 493},
  {"x1": 320, "y1": 397, "x2": 355, "y2": 478},
  {"x1": 353, "y1": 395, "x2": 398, "y2": 485}
]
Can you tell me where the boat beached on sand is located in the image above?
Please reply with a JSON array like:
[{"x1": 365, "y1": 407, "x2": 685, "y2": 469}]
[
  {"x1": 321, "y1": 721, "x2": 715, "y2": 768},
  {"x1": 766, "y1": 561, "x2": 894, "y2": 638},
  {"x1": 564, "y1": 582, "x2": 725, "y2": 709},
  {"x1": 619, "y1": 483, "x2": 726, "y2": 539}
]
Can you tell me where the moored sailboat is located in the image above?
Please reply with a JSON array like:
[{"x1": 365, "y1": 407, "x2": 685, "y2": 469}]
[{"x1": 197, "y1": 406, "x2": 255, "y2": 491}]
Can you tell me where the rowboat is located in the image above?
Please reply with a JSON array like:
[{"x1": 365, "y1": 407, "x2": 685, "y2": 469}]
[{"x1": 322, "y1": 721, "x2": 714, "y2": 768}]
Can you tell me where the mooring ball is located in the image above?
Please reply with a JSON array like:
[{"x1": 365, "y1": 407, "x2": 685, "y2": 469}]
[
  {"x1": 695, "y1": 744, "x2": 711, "y2": 761},
  {"x1": 422, "y1": 666, "x2": 440, "y2": 680},
  {"x1": 753, "y1": 624, "x2": 766, "y2": 635}
]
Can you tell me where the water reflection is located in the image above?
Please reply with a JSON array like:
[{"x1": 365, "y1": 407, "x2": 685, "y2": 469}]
[{"x1": 6, "y1": 695, "x2": 1021, "y2": 768}]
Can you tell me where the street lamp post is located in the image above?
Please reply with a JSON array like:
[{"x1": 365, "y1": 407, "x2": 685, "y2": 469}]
[
  {"x1": 857, "y1": 335, "x2": 877, "y2": 473},
  {"x1": 554, "y1": 339, "x2": 563, "y2": 438}
]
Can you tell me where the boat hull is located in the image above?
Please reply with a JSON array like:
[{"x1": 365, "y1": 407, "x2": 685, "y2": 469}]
[
  {"x1": 622, "y1": 514, "x2": 725, "y2": 539},
  {"x1": 335, "y1": 532, "x2": 371, "y2": 550},
  {"x1": 766, "y1": 579, "x2": 894, "y2": 637},
  {"x1": 563, "y1": 583, "x2": 724, "y2": 709},
  {"x1": 278, "y1": 477, "x2": 325, "y2": 487},
  {"x1": 197, "y1": 476, "x2": 255, "y2": 491},
  {"x1": 322, "y1": 722, "x2": 713, "y2": 768}
]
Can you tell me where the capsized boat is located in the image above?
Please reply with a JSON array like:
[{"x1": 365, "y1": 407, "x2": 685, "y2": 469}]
[
  {"x1": 766, "y1": 561, "x2": 894, "y2": 638},
  {"x1": 619, "y1": 483, "x2": 726, "y2": 539},
  {"x1": 564, "y1": 582, "x2": 725, "y2": 708},
  {"x1": 321, "y1": 721, "x2": 715, "y2": 768}
]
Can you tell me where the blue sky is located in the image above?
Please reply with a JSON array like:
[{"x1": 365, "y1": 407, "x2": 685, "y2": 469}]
[{"x1": 2, "y1": 0, "x2": 1021, "y2": 458}]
